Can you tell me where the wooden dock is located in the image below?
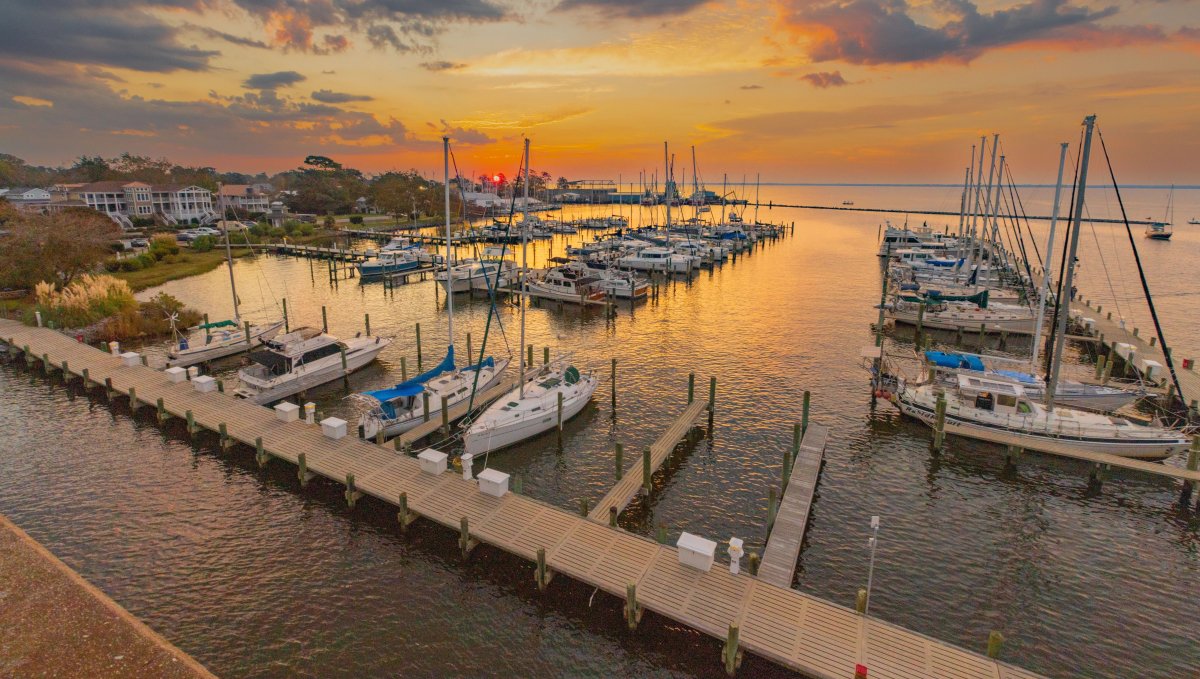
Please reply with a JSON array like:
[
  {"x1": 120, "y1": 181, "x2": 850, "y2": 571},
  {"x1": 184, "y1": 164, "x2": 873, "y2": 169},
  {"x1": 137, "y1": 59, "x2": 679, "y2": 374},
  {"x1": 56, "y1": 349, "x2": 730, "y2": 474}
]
[
  {"x1": 1, "y1": 320, "x2": 1045, "y2": 679},
  {"x1": 588, "y1": 397, "x2": 710, "y2": 522},
  {"x1": 262, "y1": 243, "x2": 367, "y2": 262},
  {"x1": 1070, "y1": 297, "x2": 1200, "y2": 409},
  {"x1": 758, "y1": 424, "x2": 829, "y2": 588},
  {"x1": 392, "y1": 374, "x2": 519, "y2": 447}
]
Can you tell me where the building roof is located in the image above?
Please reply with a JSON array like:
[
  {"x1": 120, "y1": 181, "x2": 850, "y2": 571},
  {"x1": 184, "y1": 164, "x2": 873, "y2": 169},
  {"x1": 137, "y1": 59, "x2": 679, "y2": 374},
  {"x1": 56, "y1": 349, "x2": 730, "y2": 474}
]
[
  {"x1": 218, "y1": 184, "x2": 264, "y2": 196},
  {"x1": 78, "y1": 181, "x2": 211, "y2": 194}
]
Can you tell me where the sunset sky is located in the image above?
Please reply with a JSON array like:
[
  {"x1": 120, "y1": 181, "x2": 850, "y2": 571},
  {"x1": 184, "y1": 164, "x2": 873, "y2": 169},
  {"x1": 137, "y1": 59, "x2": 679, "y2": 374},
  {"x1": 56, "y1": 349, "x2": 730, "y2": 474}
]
[{"x1": 1, "y1": 0, "x2": 1197, "y2": 183}]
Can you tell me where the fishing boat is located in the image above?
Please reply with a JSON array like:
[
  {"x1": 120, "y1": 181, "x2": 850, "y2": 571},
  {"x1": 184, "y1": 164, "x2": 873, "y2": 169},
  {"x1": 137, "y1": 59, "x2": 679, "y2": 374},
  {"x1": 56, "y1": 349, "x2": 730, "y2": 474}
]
[
  {"x1": 358, "y1": 250, "x2": 421, "y2": 277},
  {"x1": 461, "y1": 138, "x2": 598, "y2": 456},
  {"x1": 357, "y1": 137, "x2": 509, "y2": 439},
  {"x1": 891, "y1": 374, "x2": 1188, "y2": 459},
  {"x1": 168, "y1": 184, "x2": 285, "y2": 368},
  {"x1": 233, "y1": 327, "x2": 391, "y2": 405}
]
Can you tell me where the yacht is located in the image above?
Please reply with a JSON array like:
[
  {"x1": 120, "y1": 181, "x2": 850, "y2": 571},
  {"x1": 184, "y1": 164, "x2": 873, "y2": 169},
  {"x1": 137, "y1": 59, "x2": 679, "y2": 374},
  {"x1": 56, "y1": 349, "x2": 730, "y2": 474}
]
[
  {"x1": 526, "y1": 266, "x2": 608, "y2": 304},
  {"x1": 571, "y1": 261, "x2": 648, "y2": 299},
  {"x1": 436, "y1": 258, "x2": 516, "y2": 293},
  {"x1": 462, "y1": 360, "x2": 598, "y2": 456},
  {"x1": 618, "y1": 246, "x2": 695, "y2": 273},
  {"x1": 888, "y1": 299, "x2": 1037, "y2": 335},
  {"x1": 233, "y1": 327, "x2": 391, "y2": 404}
]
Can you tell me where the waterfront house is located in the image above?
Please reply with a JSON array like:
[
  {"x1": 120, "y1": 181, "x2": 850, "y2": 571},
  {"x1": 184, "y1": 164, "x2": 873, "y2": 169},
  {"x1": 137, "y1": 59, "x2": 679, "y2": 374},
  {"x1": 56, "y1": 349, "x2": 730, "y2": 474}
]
[
  {"x1": 217, "y1": 184, "x2": 270, "y2": 214},
  {"x1": 78, "y1": 181, "x2": 216, "y2": 228}
]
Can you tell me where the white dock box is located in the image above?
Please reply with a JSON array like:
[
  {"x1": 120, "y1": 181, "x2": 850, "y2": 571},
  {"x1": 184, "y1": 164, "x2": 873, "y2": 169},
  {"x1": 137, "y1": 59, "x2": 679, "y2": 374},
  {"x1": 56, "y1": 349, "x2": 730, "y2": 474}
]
[
  {"x1": 320, "y1": 417, "x2": 347, "y2": 440},
  {"x1": 418, "y1": 448, "x2": 448, "y2": 475},
  {"x1": 1115, "y1": 342, "x2": 1135, "y2": 361},
  {"x1": 477, "y1": 468, "x2": 510, "y2": 498},
  {"x1": 275, "y1": 401, "x2": 300, "y2": 423},
  {"x1": 120, "y1": 351, "x2": 141, "y2": 367},
  {"x1": 676, "y1": 532, "x2": 717, "y2": 572},
  {"x1": 1082, "y1": 317, "x2": 1095, "y2": 332},
  {"x1": 192, "y1": 375, "x2": 217, "y2": 393},
  {"x1": 1139, "y1": 359, "x2": 1162, "y2": 382},
  {"x1": 165, "y1": 366, "x2": 187, "y2": 383}
]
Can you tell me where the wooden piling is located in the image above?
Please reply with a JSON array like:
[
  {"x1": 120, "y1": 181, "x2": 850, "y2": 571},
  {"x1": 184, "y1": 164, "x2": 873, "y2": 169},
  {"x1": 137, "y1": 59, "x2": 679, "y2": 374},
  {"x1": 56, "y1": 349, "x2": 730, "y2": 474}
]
[
  {"x1": 127, "y1": 386, "x2": 137, "y2": 409},
  {"x1": 609, "y1": 505, "x2": 618, "y2": 527},
  {"x1": 185, "y1": 410, "x2": 197, "y2": 438},
  {"x1": 856, "y1": 589, "x2": 867, "y2": 614},
  {"x1": 543, "y1": 346, "x2": 550, "y2": 365},
  {"x1": 345, "y1": 473, "x2": 361, "y2": 508},
  {"x1": 398, "y1": 492, "x2": 417, "y2": 530},
  {"x1": 364, "y1": 313, "x2": 371, "y2": 337},
  {"x1": 298, "y1": 452, "x2": 311, "y2": 487},
  {"x1": 723, "y1": 624, "x2": 743, "y2": 675},
  {"x1": 415, "y1": 322, "x2": 422, "y2": 370},
  {"x1": 244, "y1": 321, "x2": 252, "y2": 346},
  {"x1": 643, "y1": 446, "x2": 652, "y2": 494},
  {"x1": 459, "y1": 516, "x2": 477, "y2": 557},
  {"x1": 157, "y1": 398, "x2": 168, "y2": 424},
  {"x1": 422, "y1": 392, "x2": 430, "y2": 422},
  {"x1": 556, "y1": 392, "x2": 564, "y2": 447},
  {"x1": 218, "y1": 423, "x2": 231, "y2": 451},
  {"x1": 624, "y1": 583, "x2": 643, "y2": 630},
  {"x1": 656, "y1": 523, "x2": 668, "y2": 544},
  {"x1": 615, "y1": 442, "x2": 623, "y2": 480},
  {"x1": 611, "y1": 358, "x2": 617, "y2": 412},
  {"x1": 801, "y1": 391, "x2": 810, "y2": 437},
  {"x1": 401, "y1": 356, "x2": 407, "y2": 381},
  {"x1": 915, "y1": 301, "x2": 926, "y2": 345},
  {"x1": 466, "y1": 332, "x2": 472, "y2": 363},
  {"x1": 527, "y1": 344, "x2": 533, "y2": 368},
  {"x1": 1094, "y1": 355, "x2": 1107, "y2": 380},
  {"x1": 535, "y1": 547, "x2": 553, "y2": 591},
  {"x1": 255, "y1": 437, "x2": 268, "y2": 468},
  {"x1": 1180, "y1": 437, "x2": 1199, "y2": 505},
  {"x1": 987, "y1": 631, "x2": 1005, "y2": 659},
  {"x1": 282, "y1": 298, "x2": 289, "y2": 333},
  {"x1": 748, "y1": 552, "x2": 760, "y2": 576},
  {"x1": 767, "y1": 486, "x2": 778, "y2": 532},
  {"x1": 321, "y1": 306, "x2": 328, "y2": 333},
  {"x1": 932, "y1": 394, "x2": 947, "y2": 451},
  {"x1": 688, "y1": 372, "x2": 695, "y2": 403},
  {"x1": 340, "y1": 348, "x2": 349, "y2": 390}
]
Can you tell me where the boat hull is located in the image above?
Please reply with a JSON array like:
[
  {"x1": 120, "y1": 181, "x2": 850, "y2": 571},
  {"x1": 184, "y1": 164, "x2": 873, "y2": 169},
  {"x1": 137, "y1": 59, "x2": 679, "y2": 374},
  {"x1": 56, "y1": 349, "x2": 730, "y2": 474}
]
[
  {"x1": 166, "y1": 321, "x2": 284, "y2": 368},
  {"x1": 362, "y1": 358, "x2": 511, "y2": 439},
  {"x1": 234, "y1": 338, "x2": 390, "y2": 405},
  {"x1": 463, "y1": 377, "x2": 597, "y2": 455}
]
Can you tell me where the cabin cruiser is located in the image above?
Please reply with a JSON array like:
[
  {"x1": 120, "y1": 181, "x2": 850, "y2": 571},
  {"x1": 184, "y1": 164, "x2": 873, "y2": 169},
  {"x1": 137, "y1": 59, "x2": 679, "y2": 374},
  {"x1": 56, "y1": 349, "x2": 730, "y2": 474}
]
[
  {"x1": 358, "y1": 250, "x2": 421, "y2": 277},
  {"x1": 618, "y1": 246, "x2": 695, "y2": 273},
  {"x1": 436, "y1": 256, "x2": 517, "y2": 293},
  {"x1": 233, "y1": 327, "x2": 390, "y2": 404},
  {"x1": 526, "y1": 266, "x2": 608, "y2": 304}
]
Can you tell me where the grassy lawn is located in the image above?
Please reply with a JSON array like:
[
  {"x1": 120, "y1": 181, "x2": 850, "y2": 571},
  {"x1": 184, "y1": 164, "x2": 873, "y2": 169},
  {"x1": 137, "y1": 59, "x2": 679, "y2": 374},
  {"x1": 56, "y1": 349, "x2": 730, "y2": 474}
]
[{"x1": 113, "y1": 247, "x2": 257, "y2": 291}]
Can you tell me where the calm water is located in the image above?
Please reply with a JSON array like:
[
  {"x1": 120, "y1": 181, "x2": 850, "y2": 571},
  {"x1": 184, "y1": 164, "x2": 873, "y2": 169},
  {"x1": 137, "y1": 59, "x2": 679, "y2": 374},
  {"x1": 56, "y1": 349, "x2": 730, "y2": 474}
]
[{"x1": 2, "y1": 185, "x2": 1199, "y2": 678}]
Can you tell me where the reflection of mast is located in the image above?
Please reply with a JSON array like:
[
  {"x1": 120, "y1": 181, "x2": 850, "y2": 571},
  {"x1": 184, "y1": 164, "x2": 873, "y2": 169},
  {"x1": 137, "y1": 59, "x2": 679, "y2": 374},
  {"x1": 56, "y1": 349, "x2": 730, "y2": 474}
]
[
  {"x1": 663, "y1": 141, "x2": 671, "y2": 229},
  {"x1": 443, "y1": 136, "x2": 454, "y2": 354},
  {"x1": 216, "y1": 182, "x2": 240, "y2": 322}
]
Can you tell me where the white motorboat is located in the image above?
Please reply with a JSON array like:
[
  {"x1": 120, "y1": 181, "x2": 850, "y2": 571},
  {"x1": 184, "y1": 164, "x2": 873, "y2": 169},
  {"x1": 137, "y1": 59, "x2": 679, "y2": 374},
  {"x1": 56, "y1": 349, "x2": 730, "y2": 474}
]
[
  {"x1": 462, "y1": 360, "x2": 598, "y2": 456},
  {"x1": 167, "y1": 319, "x2": 284, "y2": 368},
  {"x1": 891, "y1": 374, "x2": 1188, "y2": 459},
  {"x1": 358, "y1": 250, "x2": 421, "y2": 277},
  {"x1": 436, "y1": 258, "x2": 516, "y2": 293},
  {"x1": 357, "y1": 348, "x2": 510, "y2": 439},
  {"x1": 618, "y1": 246, "x2": 695, "y2": 273},
  {"x1": 888, "y1": 299, "x2": 1037, "y2": 335},
  {"x1": 526, "y1": 266, "x2": 608, "y2": 304},
  {"x1": 381, "y1": 237, "x2": 442, "y2": 265},
  {"x1": 233, "y1": 327, "x2": 391, "y2": 404},
  {"x1": 565, "y1": 261, "x2": 648, "y2": 299}
]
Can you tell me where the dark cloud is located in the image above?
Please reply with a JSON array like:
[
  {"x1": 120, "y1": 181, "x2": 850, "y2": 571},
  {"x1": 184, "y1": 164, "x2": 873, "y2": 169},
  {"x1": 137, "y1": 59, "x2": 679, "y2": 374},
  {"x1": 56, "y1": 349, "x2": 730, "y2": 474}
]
[
  {"x1": 739, "y1": 84, "x2": 764, "y2": 90},
  {"x1": 778, "y1": 0, "x2": 1144, "y2": 64},
  {"x1": 189, "y1": 25, "x2": 271, "y2": 49},
  {"x1": 243, "y1": 71, "x2": 308, "y2": 90},
  {"x1": 800, "y1": 71, "x2": 848, "y2": 87},
  {"x1": 420, "y1": 60, "x2": 468, "y2": 71},
  {"x1": 554, "y1": 0, "x2": 709, "y2": 18},
  {"x1": 438, "y1": 119, "x2": 495, "y2": 145},
  {"x1": 366, "y1": 24, "x2": 412, "y2": 51},
  {"x1": 0, "y1": 0, "x2": 217, "y2": 72},
  {"x1": 311, "y1": 89, "x2": 374, "y2": 103}
]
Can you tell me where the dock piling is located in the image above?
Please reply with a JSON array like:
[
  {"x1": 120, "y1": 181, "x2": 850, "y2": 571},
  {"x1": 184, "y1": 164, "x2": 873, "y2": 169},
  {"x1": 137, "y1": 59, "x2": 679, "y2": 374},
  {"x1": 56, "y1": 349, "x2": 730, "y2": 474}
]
[
  {"x1": 611, "y1": 358, "x2": 617, "y2": 412},
  {"x1": 244, "y1": 321, "x2": 252, "y2": 346},
  {"x1": 932, "y1": 394, "x2": 947, "y2": 451},
  {"x1": 544, "y1": 346, "x2": 550, "y2": 365},
  {"x1": 578, "y1": 498, "x2": 590, "y2": 517},
  {"x1": 157, "y1": 398, "x2": 168, "y2": 424},
  {"x1": 801, "y1": 391, "x2": 810, "y2": 437},
  {"x1": 624, "y1": 583, "x2": 643, "y2": 630},
  {"x1": 298, "y1": 452, "x2": 312, "y2": 486},
  {"x1": 441, "y1": 395, "x2": 450, "y2": 436},
  {"x1": 416, "y1": 323, "x2": 422, "y2": 370},
  {"x1": 557, "y1": 392, "x2": 564, "y2": 448},
  {"x1": 185, "y1": 410, "x2": 197, "y2": 438},
  {"x1": 609, "y1": 505, "x2": 618, "y2": 527},
  {"x1": 767, "y1": 486, "x2": 778, "y2": 533},
  {"x1": 401, "y1": 356, "x2": 407, "y2": 381},
  {"x1": 364, "y1": 313, "x2": 370, "y2": 337},
  {"x1": 748, "y1": 552, "x2": 760, "y2": 576},
  {"x1": 345, "y1": 473, "x2": 361, "y2": 508},
  {"x1": 688, "y1": 372, "x2": 695, "y2": 403},
  {"x1": 255, "y1": 437, "x2": 268, "y2": 468},
  {"x1": 459, "y1": 516, "x2": 477, "y2": 557},
  {"x1": 218, "y1": 423, "x2": 231, "y2": 450},
  {"x1": 642, "y1": 447, "x2": 652, "y2": 494},
  {"x1": 615, "y1": 443, "x2": 624, "y2": 480},
  {"x1": 527, "y1": 344, "x2": 533, "y2": 369},
  {"x1": 321, "y1": 306, "x2": 328, "y2": 333},
  {"x1": 398, "y1": 492, "x2": 417, "y2": 531},
  {"x1": 466, "y1": 332, "x2": 472, "y2": 363},
  {"x1": 535, "y1": 547, "x2": 553, "y2": 591},
  {"x1": 282, "y1": 298, "x2": 289, "y2": 333},
  {"x1": 1094, "y1": 355, "x2": 1107, "y2": 380},
  {"x1": 656, "y1": 523, "x2": 668, "y2": 544},
  {"x1": 1180, "y1": 437, "x2": 1199, "y2": 505},
  {"x1": 856, "y1": 589, "x2": 867, "y2": 614},
  {"x1": 422, "y1": 392, "x2": 430, "y2": 422},
  {"x1": 987, "y1": 631, "x2": 1005, "y2": 659},
  {"x1": 723, "y1": 624, "x2": 743, "y2": 676}
]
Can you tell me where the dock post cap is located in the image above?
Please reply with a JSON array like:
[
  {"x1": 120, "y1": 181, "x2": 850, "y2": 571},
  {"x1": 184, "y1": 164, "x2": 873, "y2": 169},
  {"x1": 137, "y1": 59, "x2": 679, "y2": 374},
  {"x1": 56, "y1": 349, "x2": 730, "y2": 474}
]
[
  {"x1": 304, "y1": 402, "x2": 316, "y2": 424},
  {"x1": 192, "y1": 375, "x2": 217, "y2": 393},
  {"x1": 461, "y1": 452, "x2": 474, "y2": 481},
  {"x1": 119, "y1": 351, "x2": 141, "y2": 367},
  {"x1": 728, "y1": 537, "x2": 744, "y2": 575},
  {"x1": 165, "y1": 366, "x2": 187, "y2": 383},
  {"x1": 185, "y1": 366, "x2": 199, "y2": 380}
]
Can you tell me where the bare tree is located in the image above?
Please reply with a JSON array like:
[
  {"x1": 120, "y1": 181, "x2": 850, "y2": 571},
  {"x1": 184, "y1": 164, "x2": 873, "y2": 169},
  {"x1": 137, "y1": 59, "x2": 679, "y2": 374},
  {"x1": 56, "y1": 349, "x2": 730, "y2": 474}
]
[{"x1": 0, "y1": 204, "x2": 121, "y2": 288}]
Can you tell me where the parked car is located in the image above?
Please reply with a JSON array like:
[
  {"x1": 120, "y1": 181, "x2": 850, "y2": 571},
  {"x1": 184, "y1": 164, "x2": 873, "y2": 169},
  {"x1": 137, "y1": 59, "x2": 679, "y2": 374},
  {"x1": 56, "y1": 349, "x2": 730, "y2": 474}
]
[
  {"x1": 130, "y1": 238, "x2": 149, "y2": 247},
  {"x1": 191, "y1": 226, "x2": 221, "y2": 236},
  {"x1": 176, "y1": 232, "x2": 197, "y2": 243}
]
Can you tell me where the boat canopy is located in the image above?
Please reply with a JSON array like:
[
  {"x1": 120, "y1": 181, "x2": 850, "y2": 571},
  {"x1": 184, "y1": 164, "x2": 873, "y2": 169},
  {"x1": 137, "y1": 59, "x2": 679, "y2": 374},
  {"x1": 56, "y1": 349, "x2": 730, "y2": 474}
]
[
  {"x1": 199, "y1": 319, "x2": 238, "y2": 330},
  {"x1": 924, "y1": 289, "x2": 989, "y2": 308},
  {"x1": 925, "y1": 351, "x2": 986, "y2": 371},
  {"x1": 363, "y1": 347, "x2": 457, "y2": 415},
  {"x1": 993, "y1": 369, "x2": 1039, "y2": 384}
]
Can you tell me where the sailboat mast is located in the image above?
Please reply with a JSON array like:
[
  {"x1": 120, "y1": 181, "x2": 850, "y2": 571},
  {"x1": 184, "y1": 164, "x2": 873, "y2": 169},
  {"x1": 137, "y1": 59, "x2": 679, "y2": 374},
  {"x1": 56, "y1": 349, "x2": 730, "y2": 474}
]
[
  {"x1": 956, "y1": 144, "x2": 976, "y2": 277},
  {"x1": 972, "y1": 135, "x2": 999, "y2": 291},
  {"x1": 721, "y1": 173, "x2": 728, "y2": 224},
  {"x1": 519, "y1": 138, "x2": 530, "y2": 398},
  {"x1": 965, "y1": 139, "x2": 987, "y2": 280},
  {"x1": 663, "y1": 142, "x2": 671, "y2": 229},
  {"x1": 217, "y1": 182, "x2": 240, "y2": 321},
  {"x1": 1031, "y1": 142, "x2": 1069, "y2": 374},
  {"x1": 1046, "y1": 115, "x2": 1097, "y2": 411},
  {"x1": 753, "y1": 173, "x2": 760, "y2": 225},
  {"x1": 443, "y1": 137, "x2": 454, "y2": 352}
]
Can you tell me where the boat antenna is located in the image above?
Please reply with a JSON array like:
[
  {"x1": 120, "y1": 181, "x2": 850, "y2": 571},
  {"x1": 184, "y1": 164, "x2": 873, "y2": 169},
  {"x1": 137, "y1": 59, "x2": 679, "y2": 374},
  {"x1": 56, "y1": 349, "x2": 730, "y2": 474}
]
[
  {"x1": 520, "y1": 137, "x2": 530, "y2": 399},
  {"x1": 217, "y1": 182, "x2": 241, "y2": 322},
  {"x1": 443, "y1": 136, "x2": 454, "y2": 356},
  {"x1": 1046, "y1": 115, "x2": 1096, "y2": 411},
  {"x1": 1096, "y1": 126, "x2": 1187, "y2": 408}
]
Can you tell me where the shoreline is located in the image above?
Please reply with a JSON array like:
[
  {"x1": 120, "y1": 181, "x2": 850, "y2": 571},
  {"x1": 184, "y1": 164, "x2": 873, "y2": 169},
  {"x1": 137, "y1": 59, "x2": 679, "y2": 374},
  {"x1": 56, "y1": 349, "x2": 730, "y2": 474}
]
[{"x1": 0, "y1": 513, "x2": 217, "y2": 679}]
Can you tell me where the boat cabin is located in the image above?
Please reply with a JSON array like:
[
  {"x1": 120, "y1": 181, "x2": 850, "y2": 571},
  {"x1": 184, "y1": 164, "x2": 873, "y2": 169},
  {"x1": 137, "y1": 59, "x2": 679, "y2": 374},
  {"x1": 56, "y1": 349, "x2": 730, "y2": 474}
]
[
  {"x1": 249, "y1": 327, "x2": 342, "y2": 376},
  {"x1": 955, "y1": 374, "x2": 1034, "y2": 415}
]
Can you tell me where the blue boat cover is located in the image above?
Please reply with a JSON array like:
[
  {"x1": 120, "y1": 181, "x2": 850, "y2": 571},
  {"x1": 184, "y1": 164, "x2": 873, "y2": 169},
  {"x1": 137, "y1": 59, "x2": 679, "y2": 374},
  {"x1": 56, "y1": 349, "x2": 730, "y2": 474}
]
[
  {"x1": 924, "y1": 351, "x2": 986, "y2": 371},
  {"x1": 994, "y1": 369, "x2": 1039, "y2": 384},
  {"x1": 899, "y1": 283, "x2": 920, "y2": 291},
  {"x1": 363, "y1": 347, "x2": 457, "y2": 418}
]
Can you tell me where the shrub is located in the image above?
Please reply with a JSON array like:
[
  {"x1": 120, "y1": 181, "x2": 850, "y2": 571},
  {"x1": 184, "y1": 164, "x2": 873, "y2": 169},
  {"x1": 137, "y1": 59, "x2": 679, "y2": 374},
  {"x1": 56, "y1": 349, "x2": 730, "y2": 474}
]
[
  {"x1": 103, "y1": 260, "x2": 121, "y2": 273},
  {"x1": 27, "y1": 275, "x2": 137, "y2": 329},
  {"x1": 192, "y1": 235, "x2": 216, "y2": 252},
  {"x1": 162, "y1": 254, "x2": 179, "y2": 264},
  {"x1": 349, "y1": 215, "x2": 363, "y2": 225},
  {"x1": 269, "y1": 227, "x2": 285, "y2": 238},
  {"x1": 136, "y1": 253, "x2": 157, "y2": 268},
  {"x1": 249, "y1": 222, "x2": 271, "y2": 238},
  {"x1": 149, "y1": 234, "x2": 180, "y2": 258},
  {"x1": 282, "y1": 221, "x2": 298, "y2": 236},
  {"x1": 119, "y1": 258, "x2": 143, "y2": 272},
  {"x1": 297, "y1": 224, "x2": 314, "y2": 237}
]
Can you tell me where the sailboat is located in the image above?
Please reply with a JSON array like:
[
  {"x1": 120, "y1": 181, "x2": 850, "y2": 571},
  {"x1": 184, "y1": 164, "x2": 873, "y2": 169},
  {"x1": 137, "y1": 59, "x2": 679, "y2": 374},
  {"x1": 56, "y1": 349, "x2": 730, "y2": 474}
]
[
  {"x1": 356, "y1": 137, "x2": 510, "y2": 440},
  {"x1": 888, "y1": 118, "x2": 1189, "y2": 459},
  {"x1": 462, "y1": 138, "x2": 598, "y2": 456},
  {"x1": 1144, "y1": 186, "x2": 1173, "y2": 240},
  {"x1": 166, "y1": 185, "x2": 283, "y2": 367}
]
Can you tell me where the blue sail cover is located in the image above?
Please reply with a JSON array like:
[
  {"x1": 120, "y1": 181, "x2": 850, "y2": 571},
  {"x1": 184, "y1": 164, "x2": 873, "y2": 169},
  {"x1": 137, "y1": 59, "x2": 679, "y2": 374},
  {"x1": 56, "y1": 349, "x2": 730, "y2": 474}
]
[
  {"x1": 994, "y1": 369, "x2": 1039, "y2": 384},
  {"x1": 363, "y1": 347, "x2": 457, "y2": 419},
  {"x1": 925, "y1": 351, "x2": 986, "y2": 371}
]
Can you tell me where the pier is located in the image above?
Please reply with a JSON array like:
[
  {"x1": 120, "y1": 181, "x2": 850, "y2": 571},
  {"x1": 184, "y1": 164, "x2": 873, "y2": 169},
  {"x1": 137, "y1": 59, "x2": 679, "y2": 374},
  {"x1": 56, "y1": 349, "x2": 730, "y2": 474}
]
[
  {"x1": 588, "y1": 393, "x2": 711, "y2": 522},
  {"x1": 758, "y1": 423, "x2": 829, "y2": 588},
  {"x1": 2, "y1": 320, "x2": 1045, "y2": 679}
]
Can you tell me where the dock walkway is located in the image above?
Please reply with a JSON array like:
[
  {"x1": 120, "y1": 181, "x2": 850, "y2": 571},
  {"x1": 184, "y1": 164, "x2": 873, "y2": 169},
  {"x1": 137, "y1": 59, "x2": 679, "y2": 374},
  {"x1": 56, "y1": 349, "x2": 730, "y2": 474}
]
[
  {"x1": 393, "y1": 374, "x2": 519, "y2": 447},
  {"x1": 1071, "y1": 298, "x2": 1200, "y2": 408},
  {"x1": 1, "y1": 320, "x2": 1044, "y2": 679},
  {"x1": 588, "y1": 397, "x2": 710, "y2": 521},
  {"x1": 758, "y1": 424, "x2": 829, "y2": 588}
]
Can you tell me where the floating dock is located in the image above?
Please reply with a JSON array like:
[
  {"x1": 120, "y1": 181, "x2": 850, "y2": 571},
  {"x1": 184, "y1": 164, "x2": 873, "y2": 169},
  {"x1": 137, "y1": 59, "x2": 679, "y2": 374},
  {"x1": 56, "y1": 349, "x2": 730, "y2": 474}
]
[
  {"x1": 1, "y1": 320, "x2": 1045, "y2": 679},
  {"x1": 758, "y1": 423, "x2": 829, "y2": 588},
  {"x1": 0, "y1": 513, "x2": 216, "y2": 679}
]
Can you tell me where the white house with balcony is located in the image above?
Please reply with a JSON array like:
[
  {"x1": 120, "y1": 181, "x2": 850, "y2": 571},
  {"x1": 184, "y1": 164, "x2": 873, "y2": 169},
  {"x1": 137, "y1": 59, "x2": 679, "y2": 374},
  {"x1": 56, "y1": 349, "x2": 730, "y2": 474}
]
[
  {"x1": 78, "y1": 181, "x2": 216, "y2": 228},
  {"x1": 217, "y1": 184, "x2": 270, "y2": 214},
  {"x1": 1, "y1": 187, "x2": 52, "y2": 208}
]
